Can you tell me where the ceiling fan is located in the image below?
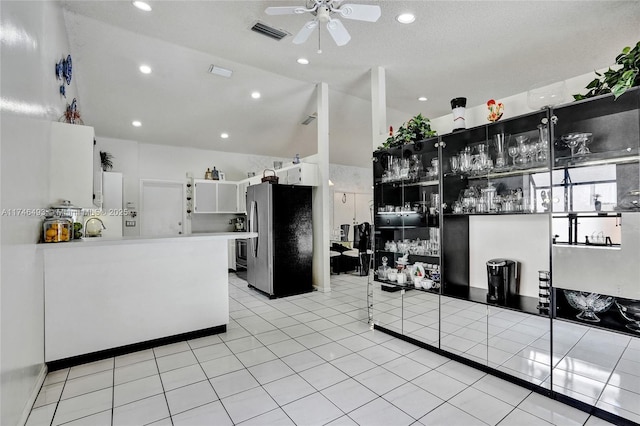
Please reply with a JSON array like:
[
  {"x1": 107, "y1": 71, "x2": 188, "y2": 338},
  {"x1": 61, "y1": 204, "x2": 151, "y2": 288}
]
[{"x1": 265, "y1": 0, "x2": 381, "y2": 47}]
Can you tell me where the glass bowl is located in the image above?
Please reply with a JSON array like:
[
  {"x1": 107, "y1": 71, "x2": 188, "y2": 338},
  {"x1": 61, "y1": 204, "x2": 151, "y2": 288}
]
[
  {"x1": 563, "y1": 290, "x2": 615, "y2": 323},
  {"x1": 527, "y1": 80, "x2": 568, "y2": 110},
  {"x1": 615, "y1": 299, "x2": 640, "y2": 332}
]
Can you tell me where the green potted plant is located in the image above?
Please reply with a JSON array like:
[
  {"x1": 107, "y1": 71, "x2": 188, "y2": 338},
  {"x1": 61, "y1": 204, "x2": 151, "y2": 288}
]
[
  {"x1": 574, "y1": 41, "x2": 640, "y2": 100},
  {"x1": 378, "y1": 113, "x2": 437, "y2": 150}
]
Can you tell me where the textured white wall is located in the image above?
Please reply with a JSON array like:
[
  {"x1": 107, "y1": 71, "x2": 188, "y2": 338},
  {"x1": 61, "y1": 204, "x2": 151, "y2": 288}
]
[{"x1": 1, "y1": 1, "x2": 79, "y2": 424}]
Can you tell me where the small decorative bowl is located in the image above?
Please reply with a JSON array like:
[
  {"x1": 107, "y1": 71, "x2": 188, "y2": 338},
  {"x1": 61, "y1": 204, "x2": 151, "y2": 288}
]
[
  {"x1": 616, "y1": 299, "x2": 640, "y2": 333},
  {"x1": 563, "y1": 290, "x2": 615, "y2": 323}
]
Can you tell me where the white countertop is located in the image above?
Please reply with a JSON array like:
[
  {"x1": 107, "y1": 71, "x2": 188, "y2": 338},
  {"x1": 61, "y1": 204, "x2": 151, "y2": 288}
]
[{"x1": 39, "y1": 232, "x2": 257, "y2": 249}]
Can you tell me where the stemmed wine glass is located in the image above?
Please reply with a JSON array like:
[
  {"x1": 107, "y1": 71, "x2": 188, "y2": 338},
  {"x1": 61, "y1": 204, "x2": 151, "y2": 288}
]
[{"x1": 508, "y1": 142, "x2": 519, "y2": 167}]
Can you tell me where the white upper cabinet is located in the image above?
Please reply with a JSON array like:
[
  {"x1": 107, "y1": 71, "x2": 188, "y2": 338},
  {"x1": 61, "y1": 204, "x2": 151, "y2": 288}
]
[
  {"x1": 193, "y1": 180, "x2": 238, "y2": 213},
  {"x1": 49, "y1": 122, "x2": 95, "y2": 208}
]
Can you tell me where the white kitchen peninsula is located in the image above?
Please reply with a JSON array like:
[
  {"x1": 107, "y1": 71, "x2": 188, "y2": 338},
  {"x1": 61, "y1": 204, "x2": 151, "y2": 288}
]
[{"x1": 41, "y1": 232, "x2": 254, "y2": 365}]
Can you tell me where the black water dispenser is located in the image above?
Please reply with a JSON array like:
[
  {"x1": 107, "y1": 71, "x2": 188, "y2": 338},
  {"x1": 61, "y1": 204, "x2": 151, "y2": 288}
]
[{"x1": 486, "y1": 259, "x2": 518, "y2": 304}]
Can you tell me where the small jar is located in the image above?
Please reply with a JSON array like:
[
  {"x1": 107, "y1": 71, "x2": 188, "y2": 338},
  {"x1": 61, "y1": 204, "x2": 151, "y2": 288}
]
[{"x1": 43, "y1": 216, "x2": 72, "y2": 243}]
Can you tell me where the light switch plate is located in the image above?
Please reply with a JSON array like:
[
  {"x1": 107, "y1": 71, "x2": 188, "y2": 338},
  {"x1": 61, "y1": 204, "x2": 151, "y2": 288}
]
[{"x1": 125, "y1": 221, "x2": 136, "y2": 227}]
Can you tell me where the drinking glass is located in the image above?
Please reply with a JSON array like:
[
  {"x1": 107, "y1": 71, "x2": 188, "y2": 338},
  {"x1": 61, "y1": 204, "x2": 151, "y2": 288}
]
[
  {"x1": 449, "y1": 155, "x2": 460, "y2": 174},
  {"x1": 508, "y1": 143, "x2": 519, "y2": 166}
]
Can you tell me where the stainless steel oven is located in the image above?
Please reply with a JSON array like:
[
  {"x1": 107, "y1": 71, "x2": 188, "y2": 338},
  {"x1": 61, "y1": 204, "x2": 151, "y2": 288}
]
[{"x1": 235, "y1": 238, "x2": 247, "y2": 270}]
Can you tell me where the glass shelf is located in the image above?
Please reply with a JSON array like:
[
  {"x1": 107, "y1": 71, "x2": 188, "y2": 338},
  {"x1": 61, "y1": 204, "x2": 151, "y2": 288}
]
[
  {"x1": 375, "y1": 178, "x2": 439, "y2": 187},
  {"x1": 444, "y1": 165, "x2": 549, "y2": 180},
  {"x1": 554, "y1": 148, "x2": 639, "y2": 169}
]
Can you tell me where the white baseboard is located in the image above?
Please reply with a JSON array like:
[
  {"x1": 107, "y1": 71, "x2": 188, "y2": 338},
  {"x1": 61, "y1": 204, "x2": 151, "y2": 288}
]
[{"x1": 18, "y1": 364, "x2": 47, "y2": 426}]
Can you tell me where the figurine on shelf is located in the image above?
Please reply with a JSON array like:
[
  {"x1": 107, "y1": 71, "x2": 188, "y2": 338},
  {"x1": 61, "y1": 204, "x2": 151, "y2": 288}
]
[
  {"x1": 293, "y1": 153, "x2": 300, "y2": 164},
  {"x1": 451, "y1": 97, "x2": 467, "y2": 131},
  {"x1": 212, "y1": 167, "x2": 220, "y2": 180},
  {"x1": 204, "y1": 168, "x2": 213, "y2": 180},
  {"x1": 59, "y1": 98, "x2": 83, "y2": 124},
  {"x1": 487, "y1": 99, "x2": 504, "y2": 122}
]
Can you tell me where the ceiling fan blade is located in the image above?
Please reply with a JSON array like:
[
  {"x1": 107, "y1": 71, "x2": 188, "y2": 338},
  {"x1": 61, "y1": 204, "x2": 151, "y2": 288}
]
[
  {"x1": 337, "y1": 4, "x2": 381, "y2": 22},
  {"x1": 326, "y1": 18, "x2": 351, "y2": 46},
  {"x1": 293, "y1": 20, "x2": 319, "y2": 45},
  {"x1": 265, "y1": 6, "x2": 308, "y2": 15}
]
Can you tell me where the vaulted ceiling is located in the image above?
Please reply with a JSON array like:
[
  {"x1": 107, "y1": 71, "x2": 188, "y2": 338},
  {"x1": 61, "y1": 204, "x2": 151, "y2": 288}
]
[{"x1": 61, "y1": 1, "x2": 640, "y2": 167}]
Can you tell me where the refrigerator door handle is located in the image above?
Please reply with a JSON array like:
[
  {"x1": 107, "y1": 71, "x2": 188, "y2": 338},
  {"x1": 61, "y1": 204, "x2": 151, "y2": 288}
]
[{"x1": 249, "y1": 201, "x2": 259, "y2": 257}]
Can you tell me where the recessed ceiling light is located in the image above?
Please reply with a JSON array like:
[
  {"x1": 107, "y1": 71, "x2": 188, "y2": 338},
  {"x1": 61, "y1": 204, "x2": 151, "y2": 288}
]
[
  {"x1": 132, "y1": 1, "x2": 152, "y2": 12},
  {"x1": 132, "y1": 120, "x2": 142, "y2": 127},
  {"x1": 220, "y1": 133, "x2": 229, "y2": 139},
  {"x1": 139, "y1": 65, "x2": 152, "y2": 74},
  {"x1": 396, "y1": 13, "x2": 415, "y2": 24},
  {"x1": 418, "y1": 96, "x2": 428, "y2": 102},
  {"x1": 297, "y1": 58, "x2": 309, "y2": 65},
  {"x1": 251, "y1": 91, "x2": 261, "y2": 99}
]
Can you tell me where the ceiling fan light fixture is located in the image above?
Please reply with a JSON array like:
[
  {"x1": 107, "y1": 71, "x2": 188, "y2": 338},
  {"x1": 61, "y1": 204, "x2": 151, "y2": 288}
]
[
  {"x1": 132, "y1": 1, "x2": 152, "y2": 12},
  {"x1": 208, "y1": 65, "x2": 233, "y2": 78},
  {"x1": 396, "y1": 13, "x2": 415, "y2": 24}
]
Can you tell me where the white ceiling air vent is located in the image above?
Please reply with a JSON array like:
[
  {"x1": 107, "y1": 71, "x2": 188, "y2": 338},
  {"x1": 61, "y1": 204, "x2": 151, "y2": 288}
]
[
  {"x1": 301, "y1": 113, "x2": 317, "y2": 125},
  {"x1": 251, "y1": 21, "x2": 290, "y2": 41}
]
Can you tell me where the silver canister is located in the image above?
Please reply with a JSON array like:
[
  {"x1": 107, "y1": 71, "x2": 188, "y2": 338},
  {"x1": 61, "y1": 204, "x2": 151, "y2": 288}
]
[{"x1": 482, "y1": 184, "x2": 497, "y2": 212}]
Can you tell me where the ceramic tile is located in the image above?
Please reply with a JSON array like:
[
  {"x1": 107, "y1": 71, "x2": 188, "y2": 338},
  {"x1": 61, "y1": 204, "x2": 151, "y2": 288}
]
[
  {"x1": 254, "y1": 329, "x2": 291, "y2": 346},
  {"x1": 153, "y1": 341, "x2": 191, "y2": 358},
  {"x1": 160, "y1": 364, "x2": 207, "y2": 391},
  {"x1": 192, "y1": 342, "x2": 233, "y2": 363},
  {"x1": 237, "y1": 408, "x2": 295, "y2": 426},
  {"x1": 282, "y1": 392, "x2": 344, "y2": 426},
  {"x1": 299, "y1": 363, "x2": 349, "y2": 390},
  {"x1": 67, "y1": 358, "x2": 113, "y2": 380},
  {"x1": 155, "y1": 349, "x2": 198, "y2": 373},
  {"x1": 281, "y1": 349, "x2": 326, "y2": 372},
  {"x1": 598, "y1": 384, "x2": 640, "y2": 415},
  {"x1": 53, "y1": 388, "x2": 112, "y2": 425},
  {"x1": 330, "y1": 353, "x2": 377, "y2": 376},
  {"x1": 436, "y1": 360, "x2": 486, "y2": 385},
  {"x1": 225, "y1": 336, "x2": 264, "y2": 353},
  {"x1": 219, "y1": 326, "x2": 251, "y2": 342},
  {"x1": 517, "y1": 392, "x2": 590, "y2": 426},
  {"x1": 594, "y1": 400, "x2": 640, "y2": 424},
  {"x1": 348, "y1": 397, "x2": 415, "y2": 426},
  {"x1": 200, "y1": 354, "x2": 244, "y2": 378},
  {"x1": 405, "y1": 349, "x2": 449, "y2": 369},
  {"x1": 334, "y1": 334, "x2": 376, "y2": 352},
  {"x1": 583, "y1": 414, "x2": 619, "y2": 425},
  {"x1": 114, "y1": 358, "x2": 158, "y2": 385},
  {"x1": 43, "y1": 368, "x2": 69, "y2": 386},
  {"x1": 497, "y1": 408, "x2": 551, "y2": 425},
  {"x1": 381, "y1": 356, "x2": 431, "y2": 381},
  {"x1": 172, "y1": 401, "x2": 233, "y2": 426},
  {"x1": 221, "y1": 386, "x2": 279, "y2": 424},
  {"x1": 210, "y1": 369, "x2": 260, "y2": 399},
  {"x1": 60, "y1": 410, "x2": 112, "y2": 426},
  {"x1": 267, "y1": 339, "x2": 308, "y2": 357},
  {"x1": 186, "y1": 334, "x2": 223, "y2": 350},
  {"x1": 33, "y1": 382, "x2": 64, "y2": 409},
  {"x1": 248, "y1": 359, "x2": 295, "y2": 384},
  {"x1": 113, "y1": 374, "x2": 164, "y2": 407},
  {"x1": 166, "y1": 380, "x2": 218, "y2": 415},
  {"x1": 448, "y1": 387, "x2": 514, "y2": 425},
  {"x1": 383, "y1": 382, "x2": 444, "y2": 420},
  {"x1": 115, "y1": 349, "x2": 155, "y2": 368},
  {"x1": 281, "y1": 323, "x2": 316, "y2": 338},
  {"x1": 355, "y1": 366, "x2": 406, "y2": 395},
  {"x1": 418, "y1": 402, "x2": 488, "y2": 426},
  {"x1": 263, "y1": 373, "x2": 317, "y2": 406},
  {"x1": 412, "y1": 370, "x2": 468, "y2": 400},
  {"x1": 235, "y1": 346, "x2": 278, "y2": 367},
  {"x1": 295, "y1": 332, "x2": 334, "y2": 349},
  {"x1": 357, "y1": 345, "x2": 402, "y2": 365},
  {"x1": 61, "y1": 370, "x2": 113, "y2": 400},
  {"x1": 26, "y1": 403, "x2": 57, "y2": 426},
  {"x1": 472, "y1": 374, "x2": 531, "y2": 406},
  {"x1": 321, "y1": 378, "x2": 378, "y2": 413},
  {"x1": 310, "y1": 341, "x2": 352, "y2": 361},
  {"x1": 112, "y1": 394, "x2": 169, "y2": 426}
]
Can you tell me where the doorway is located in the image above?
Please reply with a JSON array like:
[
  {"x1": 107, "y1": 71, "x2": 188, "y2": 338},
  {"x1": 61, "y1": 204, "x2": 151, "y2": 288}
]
[{"x1": 140, "y1": 180, "x2": 185, "y2": 237}]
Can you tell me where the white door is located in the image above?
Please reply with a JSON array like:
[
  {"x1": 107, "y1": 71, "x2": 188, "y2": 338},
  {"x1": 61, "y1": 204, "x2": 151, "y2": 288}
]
[
  {"x1": 355, "y1": 193, "x2": 373, "y2": 224},
  {"x1": 141, "y1": 180, "x2": 184, "y2": 237}
]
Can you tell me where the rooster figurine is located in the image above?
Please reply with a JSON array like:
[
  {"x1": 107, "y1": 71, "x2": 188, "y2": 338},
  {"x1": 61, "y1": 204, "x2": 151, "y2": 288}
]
[{"x1": 487, "y1": 99, "x2": 504, "y2": 122}]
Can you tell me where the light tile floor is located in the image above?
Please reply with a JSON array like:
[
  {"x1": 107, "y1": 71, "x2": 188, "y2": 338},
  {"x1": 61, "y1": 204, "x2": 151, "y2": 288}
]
[{"x1": 28, "y1": 273, "x2": 616, "y2": 426}]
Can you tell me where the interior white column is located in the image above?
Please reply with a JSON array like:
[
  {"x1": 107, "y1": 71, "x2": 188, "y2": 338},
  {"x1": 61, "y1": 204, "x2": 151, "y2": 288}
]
[
  {"x1": 312, "y1": 82, "x2": 331, "y2": 292},
  {"x1": 371, "y1": 66, "x2": 387, "y2": 151}
]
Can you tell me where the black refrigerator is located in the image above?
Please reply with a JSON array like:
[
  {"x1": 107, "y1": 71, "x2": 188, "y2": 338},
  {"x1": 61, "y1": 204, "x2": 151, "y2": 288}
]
[{"x1": 246, "y1": 182, "x2": 313, "y2": 298}]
